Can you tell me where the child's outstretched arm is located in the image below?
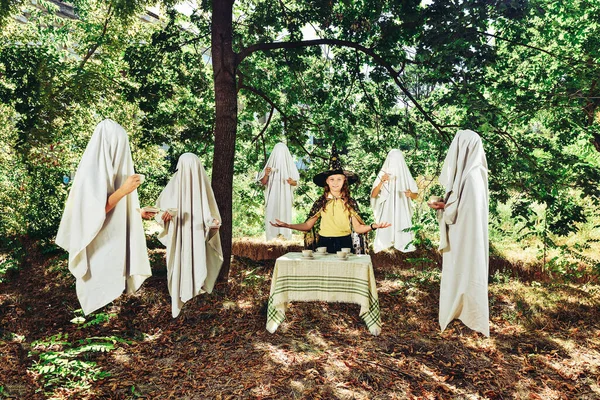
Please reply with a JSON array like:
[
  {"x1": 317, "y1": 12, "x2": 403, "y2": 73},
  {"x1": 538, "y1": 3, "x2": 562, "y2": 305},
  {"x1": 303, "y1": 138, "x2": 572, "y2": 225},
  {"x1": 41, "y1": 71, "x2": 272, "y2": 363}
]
[
  {"x1": 351, "y1": 216, "x2": 392, "y2": 234},
  {"x1": 270, "y1": 214, "x2": 318, "y2": 232}
]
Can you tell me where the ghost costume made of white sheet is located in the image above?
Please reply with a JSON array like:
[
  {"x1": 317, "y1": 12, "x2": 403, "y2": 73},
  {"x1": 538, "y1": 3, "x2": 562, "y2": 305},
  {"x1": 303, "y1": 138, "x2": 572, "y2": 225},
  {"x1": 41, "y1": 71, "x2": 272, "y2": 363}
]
[
  {"x1": 56, "y1": 119, "x2": 151, "y2": 315},
  {"x1": 155, "y1": 153, "x2": 223, "y2": 318},
  {"x1": 256, "y1": 143, "x2": 300, "y2": 240},
  {"x1": 370, "y1": 149, "x2": 419, "y2": 253},
  {"x1": 437, "y1": 129, "x2": 489, "y2": 337}
]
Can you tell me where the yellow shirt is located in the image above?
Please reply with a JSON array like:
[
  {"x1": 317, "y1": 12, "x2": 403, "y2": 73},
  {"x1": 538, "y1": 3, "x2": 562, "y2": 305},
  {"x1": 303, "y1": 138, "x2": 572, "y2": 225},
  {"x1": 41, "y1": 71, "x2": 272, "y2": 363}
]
[{"x1": 317, "y1": 197, "x2": 358, "y2": 237}]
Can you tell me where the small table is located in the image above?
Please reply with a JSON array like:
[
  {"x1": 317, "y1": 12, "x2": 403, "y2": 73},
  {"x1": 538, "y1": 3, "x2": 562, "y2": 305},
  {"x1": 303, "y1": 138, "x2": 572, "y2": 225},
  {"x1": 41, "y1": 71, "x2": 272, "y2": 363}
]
[{"x1": 266, "y1": 252, "x2": 381, "y2": 335}]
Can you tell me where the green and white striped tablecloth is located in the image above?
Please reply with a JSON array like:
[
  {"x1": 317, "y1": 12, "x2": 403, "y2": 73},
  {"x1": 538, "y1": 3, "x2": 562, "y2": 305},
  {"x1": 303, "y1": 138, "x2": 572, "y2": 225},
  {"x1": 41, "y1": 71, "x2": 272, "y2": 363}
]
[{"x1": 266, "y1": 252, "x2": 381, "y2": 335}]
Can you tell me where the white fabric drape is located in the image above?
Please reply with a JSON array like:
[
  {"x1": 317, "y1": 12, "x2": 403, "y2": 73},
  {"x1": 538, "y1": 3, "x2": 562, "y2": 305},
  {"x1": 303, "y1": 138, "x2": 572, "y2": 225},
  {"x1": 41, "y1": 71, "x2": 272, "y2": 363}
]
[
  {"x1": 256, "y1": 143, "x2": 300, "y2": 240},
  {"x1": 438, "y1": 129, "x2": 489, "y2": 337},
  {"x1": 56, "y1": 119, "x2": 151, "y2": 315},
  {"x1": 155, "y1": 153, "x2": 223, "y2": 318},
  {"x1": 370, "y1": 149, "x2": 419, "y2": 253}
]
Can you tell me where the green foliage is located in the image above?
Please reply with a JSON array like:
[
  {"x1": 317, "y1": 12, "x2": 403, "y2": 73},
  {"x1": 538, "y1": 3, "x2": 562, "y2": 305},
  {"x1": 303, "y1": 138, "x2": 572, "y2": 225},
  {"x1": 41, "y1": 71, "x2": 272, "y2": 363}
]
[
  {"x1": 82, "y1": 312, "x2": 116, "y2": 328},
  {"x1": 0, "y1": 0, "x2": 25, "y2": 27},
  {"x1": 491, "y1": 269, "x2": 512, "y2": 284},
  {"x1": 232, "y1": 170, "x2": 265, "y2": 238},
  {"x1": 241, "y1": 267, "x2": 266, "y2": 287},
  {"x1": 403, "y1": 268, "x2": 441, "y2": 288},
  {"x1": 122, "y1": 9, "x2": 214, "y2": 150},
  {"x1": 0, "y1": 254, "x2": 19, "y2": 282},
  {"x1": 29, "y1": 333, "x2": 128, "y2": 392},
  {"x1": 0, "y1": 1, "x2": 179, "y2": 242},
  {"x1": 70, "y1": 311, "x2": 117, "y2": 328},
  {"x1": 546, "y1": 242, "x2": 600, "y2": 282},
  {"x1": 131, "y1": 145, "x2": 171, "y2": 210},
  {"x1": 0, "y1": 236, "x2": 25, "y2": 283},
  {"x1": 404, "y1": 206, "x2": 441, "y2": 252}
]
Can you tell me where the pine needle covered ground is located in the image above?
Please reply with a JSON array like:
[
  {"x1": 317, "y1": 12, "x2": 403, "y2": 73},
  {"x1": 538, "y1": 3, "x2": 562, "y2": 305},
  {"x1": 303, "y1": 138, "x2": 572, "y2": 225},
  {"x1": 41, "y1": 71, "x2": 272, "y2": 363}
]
[{"x1": 1, "y1": 239, "x2": 599, "y2": 399}]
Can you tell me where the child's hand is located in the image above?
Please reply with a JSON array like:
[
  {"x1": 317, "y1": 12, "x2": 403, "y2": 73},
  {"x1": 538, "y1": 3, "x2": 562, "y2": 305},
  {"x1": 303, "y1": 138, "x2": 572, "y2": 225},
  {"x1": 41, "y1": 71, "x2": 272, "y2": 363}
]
[{"x1": 270, "y1": 219, "x2": 289, "y2": 228}]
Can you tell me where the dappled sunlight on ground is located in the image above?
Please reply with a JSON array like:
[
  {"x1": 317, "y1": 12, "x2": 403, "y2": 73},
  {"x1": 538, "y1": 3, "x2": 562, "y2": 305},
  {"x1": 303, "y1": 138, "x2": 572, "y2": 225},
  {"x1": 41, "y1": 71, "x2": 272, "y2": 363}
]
[
  {"x1": 376, "y1": 278, "x2": 403, "y2": 293},
  {"x1": 142, "y1": 328, "x2": 163, "y2": 342},
  {"x1": 1, "y1": 241, "x2": 600, "y2": 398},
  {"x1": 111, "y1": 347, "x2": 132, "y2": 364}
]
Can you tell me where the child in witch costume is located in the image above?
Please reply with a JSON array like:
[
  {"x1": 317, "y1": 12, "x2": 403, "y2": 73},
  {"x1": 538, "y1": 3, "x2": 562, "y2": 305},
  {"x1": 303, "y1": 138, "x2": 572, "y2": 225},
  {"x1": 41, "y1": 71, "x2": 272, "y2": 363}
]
[{"x1": 271, "y1": 144, "x2": 391, "y2": 253}]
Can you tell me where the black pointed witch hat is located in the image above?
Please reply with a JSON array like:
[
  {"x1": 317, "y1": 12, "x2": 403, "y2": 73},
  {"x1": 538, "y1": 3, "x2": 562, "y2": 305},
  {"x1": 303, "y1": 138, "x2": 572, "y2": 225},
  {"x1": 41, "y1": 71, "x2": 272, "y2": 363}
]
[{"x1": 312, "y1": 143, "x2": 359, "y2": 187}]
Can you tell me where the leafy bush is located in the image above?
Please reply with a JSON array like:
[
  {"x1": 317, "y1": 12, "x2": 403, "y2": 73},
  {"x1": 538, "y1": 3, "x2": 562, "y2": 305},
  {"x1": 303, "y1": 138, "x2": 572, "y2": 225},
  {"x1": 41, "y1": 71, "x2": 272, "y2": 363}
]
[
  {"x1": 0, "y1": 255, "x2": 19, "y2": 283},
  {"x1": 0, "y1": 237, "x2": 25, "y2": 283}
]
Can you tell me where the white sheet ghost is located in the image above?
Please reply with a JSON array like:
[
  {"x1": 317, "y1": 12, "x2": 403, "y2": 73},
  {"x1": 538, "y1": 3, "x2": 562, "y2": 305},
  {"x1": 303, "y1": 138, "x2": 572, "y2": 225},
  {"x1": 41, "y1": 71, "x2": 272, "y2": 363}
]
[
  {"x1": 56, "y1": 119, "x2": 151, "y2": 315},
  {"x1": 370, "y1": 149, "x2": 418, "y2": 253},
  {"x1": 438, "y1": 129, "x2": 490, "y2": 337},
  {"x1": 256, "y1": 143, "x2": 300, "y2": 240},
  {"x1": 155, "y1": 153, "x2": 223, "y2": 317}
]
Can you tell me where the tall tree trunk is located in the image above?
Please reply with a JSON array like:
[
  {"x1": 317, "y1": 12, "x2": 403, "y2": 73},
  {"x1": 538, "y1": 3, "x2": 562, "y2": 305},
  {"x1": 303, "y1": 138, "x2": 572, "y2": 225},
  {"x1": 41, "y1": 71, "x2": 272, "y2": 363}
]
[{"x1": 211, "y1": 0, "x2": 237, "y2": 282}]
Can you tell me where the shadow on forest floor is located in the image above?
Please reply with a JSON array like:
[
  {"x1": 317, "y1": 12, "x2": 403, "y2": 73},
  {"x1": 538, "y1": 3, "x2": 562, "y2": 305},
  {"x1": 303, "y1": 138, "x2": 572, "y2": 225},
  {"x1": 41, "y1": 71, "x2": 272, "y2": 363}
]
[{"x1": 1, "y1": 239, "x2": 599, "y2": 399}]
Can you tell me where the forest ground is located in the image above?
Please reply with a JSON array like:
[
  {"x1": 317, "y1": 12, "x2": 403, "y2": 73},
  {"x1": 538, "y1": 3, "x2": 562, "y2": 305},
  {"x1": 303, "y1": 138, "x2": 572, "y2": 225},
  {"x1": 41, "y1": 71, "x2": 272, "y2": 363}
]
[{"x1": 0, "y1": 238, "x2": 599, "y2": 399}]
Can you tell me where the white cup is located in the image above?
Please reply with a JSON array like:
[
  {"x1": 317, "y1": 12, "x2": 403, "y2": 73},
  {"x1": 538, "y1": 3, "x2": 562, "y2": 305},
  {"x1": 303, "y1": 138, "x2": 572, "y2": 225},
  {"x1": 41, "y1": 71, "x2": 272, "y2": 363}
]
[
  {"x1": 341, "y1": 247, "x2": 351, "y2": 254},
  {"x1": 316, "y1": 247, "x2": 327, "y2": 254},
  {"x1": 166, "y1": 208, "x2": 177, "y2": 217},
  {"x1": 137, "y1": 174, "x2": 146, "y2": 184},
  {"x1": 429, "y1": 195, "x2": 442, "y2": 203},
  {"x1": 302, "y1": 249, "x2": 313, "y2": 257},
  {"x1": 336, "y1": 251, "x2": 348, "y2": 259}
]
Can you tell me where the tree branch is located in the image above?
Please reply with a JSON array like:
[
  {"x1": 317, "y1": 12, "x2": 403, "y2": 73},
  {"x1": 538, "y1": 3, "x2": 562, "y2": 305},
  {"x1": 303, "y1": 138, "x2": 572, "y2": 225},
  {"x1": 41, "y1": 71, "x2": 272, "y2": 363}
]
[
  {"x1": 355, "y1": 50, "x2": 380, "y2": 117},
  {"x1": 237, "y1": 38, "x2": 449, "y2": 140},
  {"x1": 238, "y1": 82, "x2": 327, "y2": 160},
  {"x1": 251, "y1": 106, "x2": 274, "y2": 145},
  {"x1": 477, "y1": 30, "x2": 598, "y2": 70},
  {"x1": 239, "y1": 84, "x2": 286, "y2": 116},
  {"x1": 290, "y1": 135, "x2": 327, "y2": 161},
  {"x1": 181, "y1": 32, "x2": 212, "y2": 47},
  {"x1": 583, "y1": 79, "x2": 599, "y2": 126},
  {"x1": 277, "y1": 0, "x2": 290, "y2": 24},
  {"x1": 79, "y1": 4, "x2": 113, "y2": 69}
]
